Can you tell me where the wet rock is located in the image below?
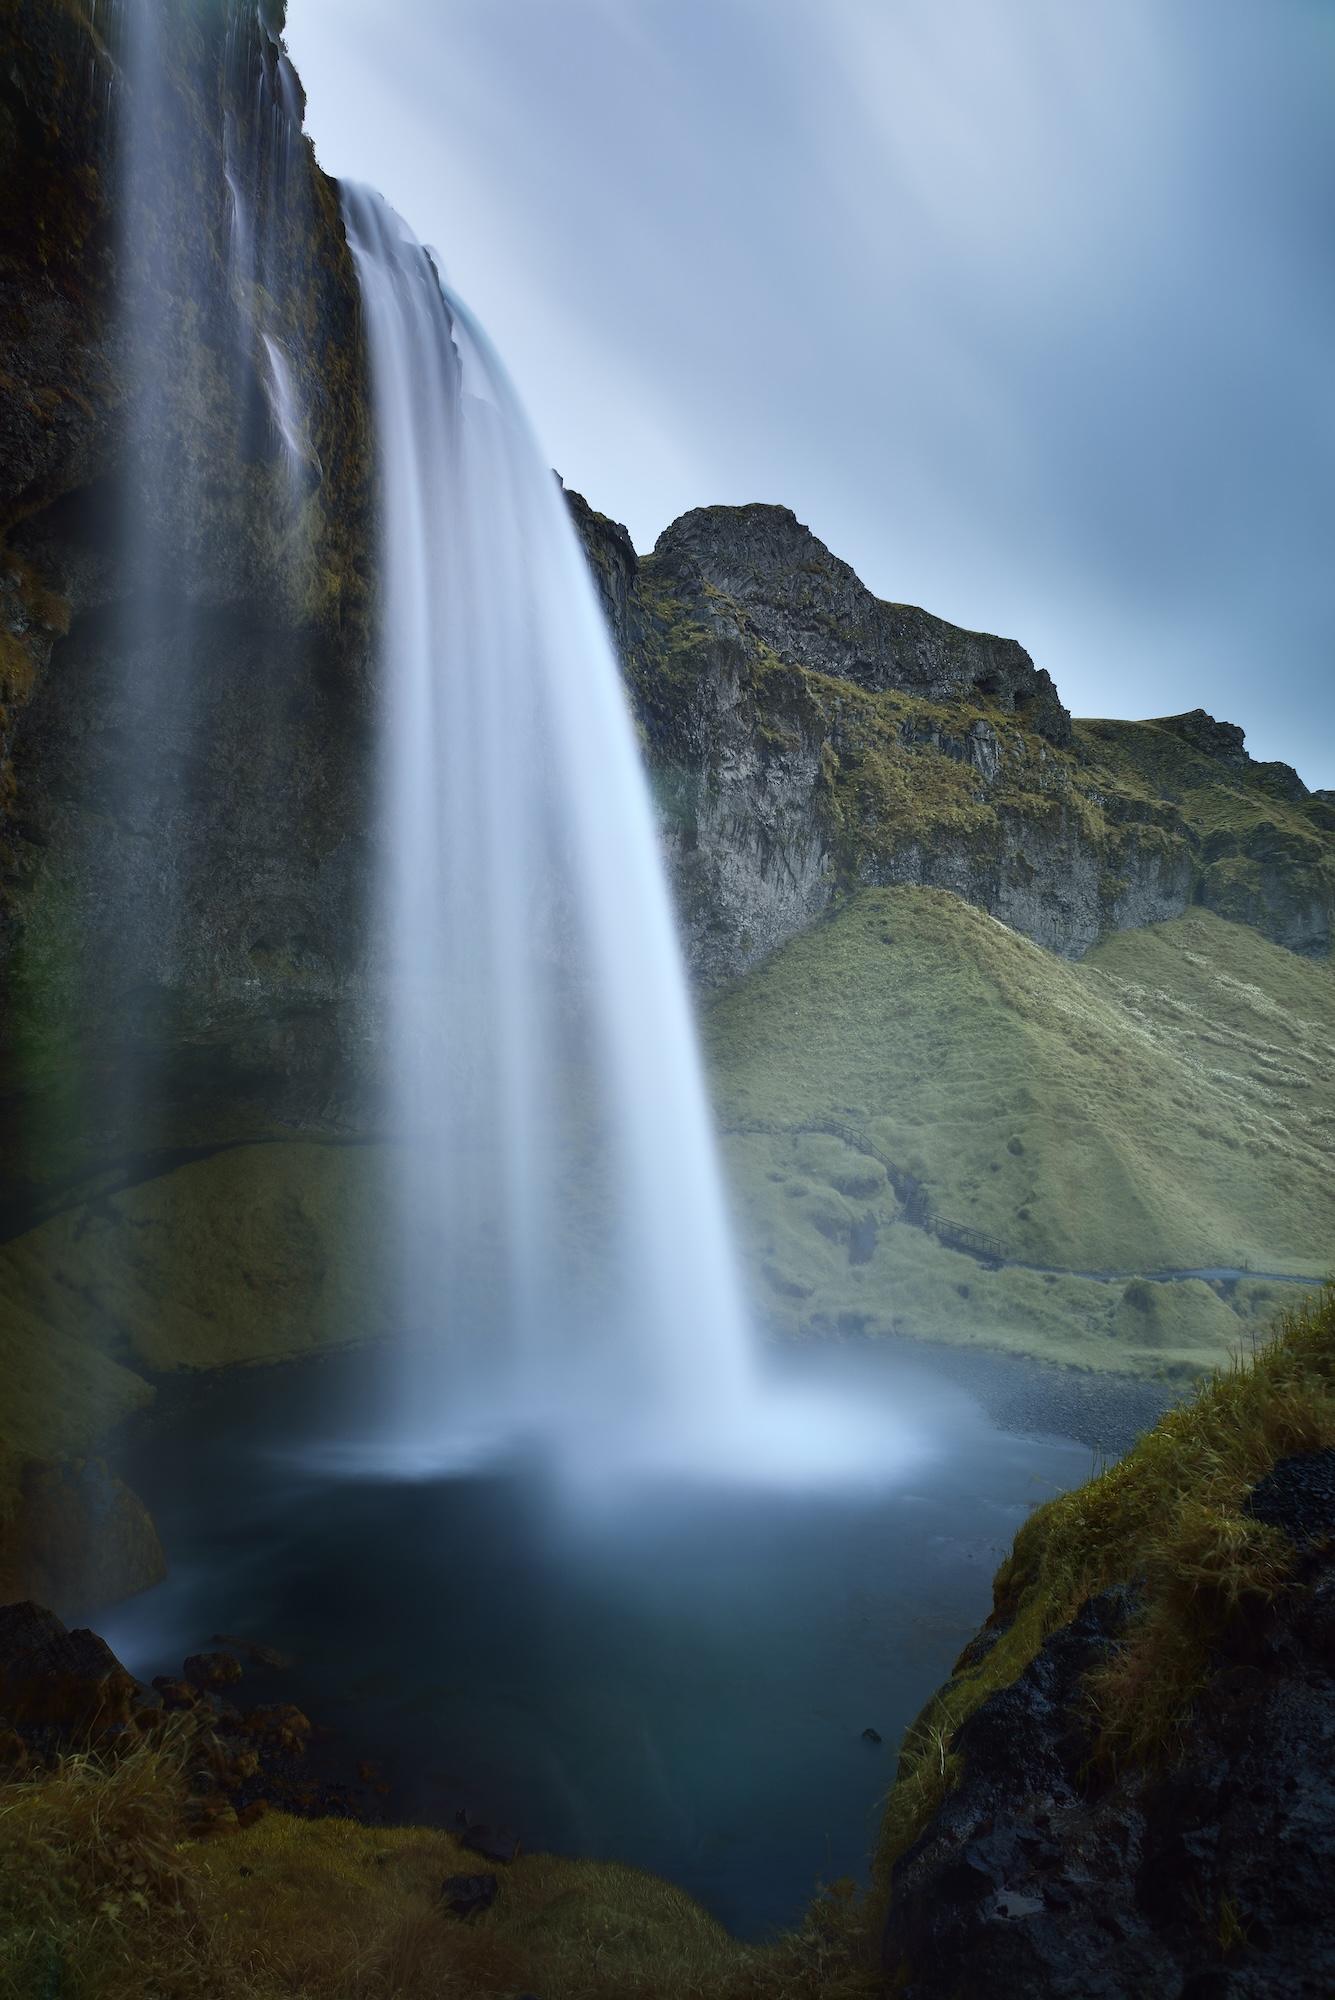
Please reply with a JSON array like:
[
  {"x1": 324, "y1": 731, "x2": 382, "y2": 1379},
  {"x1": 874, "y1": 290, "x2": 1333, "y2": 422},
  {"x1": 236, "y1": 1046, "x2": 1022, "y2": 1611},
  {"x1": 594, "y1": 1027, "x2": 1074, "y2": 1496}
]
[
  {"x1": 0, "y1": 1599, "x2": 138, "y2": 1736},
  {"x1": 184, "y1": 1649, "x2": 244, "y2": 1690},
  {"x1": 460, "y1": 1823, "x2": 520, "y2": 1864},
  {"x1": 0, "y1": 0, "x2": 378, "y2": 1234},
  {"x1": 241, "y1": 1703, "x2": 312, "y2": 1752},
  {"x1": 441, "y1": 1872, "x2": 498, "y2": 1917},
  {"x1": 212, "y1": 1632, "x2": 293, "y2": 1669}
]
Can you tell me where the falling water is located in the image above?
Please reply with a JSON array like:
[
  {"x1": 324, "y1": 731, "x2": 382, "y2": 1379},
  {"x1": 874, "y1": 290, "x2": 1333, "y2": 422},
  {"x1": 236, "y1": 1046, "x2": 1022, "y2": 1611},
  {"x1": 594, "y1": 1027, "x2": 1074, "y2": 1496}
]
[{"x1": 342, "y1": 190, "x2": 759, "y2": 1474}]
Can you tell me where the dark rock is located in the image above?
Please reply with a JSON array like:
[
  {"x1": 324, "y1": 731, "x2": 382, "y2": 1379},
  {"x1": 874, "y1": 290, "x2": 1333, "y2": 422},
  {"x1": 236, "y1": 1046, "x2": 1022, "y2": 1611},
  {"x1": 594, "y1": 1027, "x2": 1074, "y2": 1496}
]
[
  {"x1": 1244, "y1": 1448, "x2": 1335, "y2": 1549},
  {"x1": 561, "y1": 482, "x2": 637, "y2": 657},
  {"x1": 862, "y1": 1726, "x2": 883, "y2": 1744},
  {"x1": 152, "y1": 1677, "x2": 203, "y2": 1710},
  {"x1": 882, "y1": 1561, "x2": 1335, "y2": 1998},
  {"x1": 241, "y1": 1703, "x2": 312, "y2": 1751},
  {"x1": 0, "y1": 1599, "x2": 137, "y2": 1736},
  {"x1": 184, "y1": 1650, "x2": 244, "y2": 1690},
  {"x1": 655, "y1": 505, "x2": 1073, "y2": 743},
  {"x1": 1156, "y1": 710, "x2": 1251, "y2": 770},
  {"x1": 440, "y1": 1872, "x2": 498, "y2": 1917},
  {"x1": 211, "y1": 1632, "x2": 294, "y2": 1669},
  {"x1": 0, "y1": 0, "x2": 378, "y2": 1231},
  {"x1": 460, "y1": 1822, "x2": 520, "y2": 1864}
]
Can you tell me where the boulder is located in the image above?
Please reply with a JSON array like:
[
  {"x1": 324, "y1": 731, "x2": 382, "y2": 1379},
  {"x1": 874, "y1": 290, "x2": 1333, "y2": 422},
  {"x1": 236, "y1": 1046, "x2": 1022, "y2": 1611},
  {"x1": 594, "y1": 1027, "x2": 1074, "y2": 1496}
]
[
  {"x1": 0, "y1": 1458, "x2": 166, "y2": 1619},
  {"x1": 0, "y1": 1598, "x2": 138, "y2": 1736},
  {"x1": 460, "y1": 1823, "x2": 520, "y2": 1864},
  {"x1": 441, "y1": 1873, "x2": 498, "y2": 1918}
]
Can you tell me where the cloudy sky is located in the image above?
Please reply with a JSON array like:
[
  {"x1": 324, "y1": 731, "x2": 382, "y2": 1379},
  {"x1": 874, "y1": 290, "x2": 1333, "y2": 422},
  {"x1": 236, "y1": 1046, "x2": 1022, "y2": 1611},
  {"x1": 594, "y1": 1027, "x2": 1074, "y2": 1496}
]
[{"x1": 286, "y1": 0, "x2": 1335, "y2": 785}]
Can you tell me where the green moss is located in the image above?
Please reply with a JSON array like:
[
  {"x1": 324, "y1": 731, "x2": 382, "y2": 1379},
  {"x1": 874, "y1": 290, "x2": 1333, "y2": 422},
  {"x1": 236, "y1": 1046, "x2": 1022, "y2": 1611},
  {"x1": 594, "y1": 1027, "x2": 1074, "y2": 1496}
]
[{"x1": 0, "y1": 1140, "x2": 398, "y2": 1535}]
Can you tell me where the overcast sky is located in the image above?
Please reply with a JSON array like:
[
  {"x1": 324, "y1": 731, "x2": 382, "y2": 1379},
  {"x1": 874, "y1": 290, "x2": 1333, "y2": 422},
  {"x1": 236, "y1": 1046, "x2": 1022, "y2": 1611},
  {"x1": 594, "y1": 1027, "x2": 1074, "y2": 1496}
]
[{"x1": 286, "y1": 0, "x2": 1335, "y2": 785}]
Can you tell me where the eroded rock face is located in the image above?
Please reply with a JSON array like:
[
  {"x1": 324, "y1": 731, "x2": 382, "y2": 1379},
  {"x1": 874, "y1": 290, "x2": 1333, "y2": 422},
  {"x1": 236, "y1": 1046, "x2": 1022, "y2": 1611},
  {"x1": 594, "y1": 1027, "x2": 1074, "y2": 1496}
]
[
  {"x1": 882, "y1": 1543, "x2": 1335, "y2": 1997},
  {"x1": 655, "y1": 503, "x2": 1073, "y2": 742},
  {"x1": 569, "y1": 495, "x2": 1335, "y2": 982}
]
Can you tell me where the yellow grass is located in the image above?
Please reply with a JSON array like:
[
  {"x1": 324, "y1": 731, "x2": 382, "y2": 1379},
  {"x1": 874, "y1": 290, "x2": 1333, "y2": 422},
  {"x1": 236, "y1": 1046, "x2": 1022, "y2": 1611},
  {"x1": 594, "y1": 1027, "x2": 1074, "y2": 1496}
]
[{"x1": 874, "y1": 1285, "x2": 1335, "y2": 1900}]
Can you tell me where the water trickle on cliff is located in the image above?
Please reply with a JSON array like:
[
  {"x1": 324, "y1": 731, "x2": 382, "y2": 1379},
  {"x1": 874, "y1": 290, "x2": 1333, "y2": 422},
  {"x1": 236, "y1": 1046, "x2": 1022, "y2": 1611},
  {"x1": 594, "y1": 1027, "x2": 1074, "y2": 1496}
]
[{"x1": 341, "y1": 188, "x2": 766, "y2": 1476}]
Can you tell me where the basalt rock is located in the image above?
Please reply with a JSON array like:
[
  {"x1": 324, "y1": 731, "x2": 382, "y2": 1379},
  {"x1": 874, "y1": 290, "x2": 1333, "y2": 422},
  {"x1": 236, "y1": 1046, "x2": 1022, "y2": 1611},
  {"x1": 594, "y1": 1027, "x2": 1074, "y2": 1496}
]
[
  {"x1": 655, "y1": 503, "x2": 1073, "y2": 743},
  {"x1": 441, "y1": 1873, "x2": 499, "y2": 1918},
  {"x1": 569, "y1": 496, "x2": 1335, "y2": 979},
  {"x1": 881, "y1": 1522, "x2": 1335, "y2": 1997},
  {"x1": 0, "y1": 1597, "x2": 138, "y2": 1738}
]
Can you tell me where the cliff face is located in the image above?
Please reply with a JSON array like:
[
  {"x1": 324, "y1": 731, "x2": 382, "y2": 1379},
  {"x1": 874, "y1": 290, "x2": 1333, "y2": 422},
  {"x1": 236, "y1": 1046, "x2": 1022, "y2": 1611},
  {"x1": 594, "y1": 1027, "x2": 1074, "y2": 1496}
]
[
  {"x1": 569, "y1": 492, "x2": 1335, "y2": 983},
  {"x1": 0, "y1": 0, "x2": 378, "y2": 1232}
]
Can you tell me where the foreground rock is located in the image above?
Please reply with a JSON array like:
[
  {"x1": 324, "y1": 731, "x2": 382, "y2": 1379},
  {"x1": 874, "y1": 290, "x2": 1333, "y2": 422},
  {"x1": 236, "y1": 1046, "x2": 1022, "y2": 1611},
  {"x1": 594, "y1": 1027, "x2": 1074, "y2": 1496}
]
[
  {"x1": 881, "y1": 1451, "x2": 1335, "y2": 1998},
  {"x1": 0, "y1": 1598, "x2": 139, "y2": 1742}
]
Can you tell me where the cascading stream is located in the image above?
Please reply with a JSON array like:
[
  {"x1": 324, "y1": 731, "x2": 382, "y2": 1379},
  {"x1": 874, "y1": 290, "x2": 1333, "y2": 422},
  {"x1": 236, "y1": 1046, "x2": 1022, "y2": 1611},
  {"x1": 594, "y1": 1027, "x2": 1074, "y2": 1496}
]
[{"x1": 342, "y1": 188, "x2": 758, "y2": 1473}]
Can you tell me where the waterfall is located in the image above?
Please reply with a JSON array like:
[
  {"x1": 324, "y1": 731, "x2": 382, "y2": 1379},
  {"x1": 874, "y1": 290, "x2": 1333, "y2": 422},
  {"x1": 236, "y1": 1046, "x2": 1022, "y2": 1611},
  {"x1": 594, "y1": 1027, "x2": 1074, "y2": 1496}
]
[{"x1": 341, "y1": 189, "x2": 757, "y2": 1474}]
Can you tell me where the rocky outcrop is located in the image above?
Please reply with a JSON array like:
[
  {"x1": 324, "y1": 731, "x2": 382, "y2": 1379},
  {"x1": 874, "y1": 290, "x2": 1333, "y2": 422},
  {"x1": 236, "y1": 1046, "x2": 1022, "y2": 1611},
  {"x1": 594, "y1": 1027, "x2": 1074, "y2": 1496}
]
[
  {"x1": 0, "y1": 1457, "x2": 165, "y2": 1619},
  {"x1": 569, "y1": 495, "x2": 1335, "y2": 982},
  {"x1": 657, "y1": 503, "x2": 1072, "y2": 742},
  {"x1": 0, "y1": 1597, "x2": 139, "y2": 1739},
  {"x1": 880, "y1": 1451, "x2": 1335, "y2": 1999}
]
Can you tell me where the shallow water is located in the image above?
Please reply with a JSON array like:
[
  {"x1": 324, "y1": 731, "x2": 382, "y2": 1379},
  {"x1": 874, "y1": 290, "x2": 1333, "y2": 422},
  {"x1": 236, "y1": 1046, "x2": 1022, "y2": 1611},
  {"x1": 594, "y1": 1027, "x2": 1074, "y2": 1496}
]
[{"x1": 96, "y1": 1343, "x2": 1149, "y2": 1939}]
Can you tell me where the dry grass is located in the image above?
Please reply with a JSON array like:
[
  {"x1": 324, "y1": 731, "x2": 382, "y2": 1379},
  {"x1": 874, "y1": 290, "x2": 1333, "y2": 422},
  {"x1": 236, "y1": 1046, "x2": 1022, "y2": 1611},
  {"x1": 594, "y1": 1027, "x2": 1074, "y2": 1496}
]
[
  {"x1": 0, "y1": 1738, "x2": 882, "y2": 2000},
  {"x1": 874, "y1": 1284, "x2": 1335, "y2": 1900},
  {"x1": 0, "y1": 1722, "x2": 251, "y2": 2000}
]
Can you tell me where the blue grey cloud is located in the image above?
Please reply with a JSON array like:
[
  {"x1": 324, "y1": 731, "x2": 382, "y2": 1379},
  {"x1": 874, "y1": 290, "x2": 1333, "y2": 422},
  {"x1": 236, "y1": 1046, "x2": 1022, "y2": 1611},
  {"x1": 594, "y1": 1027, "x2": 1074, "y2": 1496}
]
[{"x1": 288, "y1": 0, "x2": 1335, "y2": 783}]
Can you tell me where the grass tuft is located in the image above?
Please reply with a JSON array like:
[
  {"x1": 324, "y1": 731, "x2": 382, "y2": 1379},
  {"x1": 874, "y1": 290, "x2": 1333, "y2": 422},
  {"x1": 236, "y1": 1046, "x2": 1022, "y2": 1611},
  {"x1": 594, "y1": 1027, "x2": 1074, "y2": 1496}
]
[{"x1": 874, "y1": 1284, "x2": 1335, "y2": 1900}]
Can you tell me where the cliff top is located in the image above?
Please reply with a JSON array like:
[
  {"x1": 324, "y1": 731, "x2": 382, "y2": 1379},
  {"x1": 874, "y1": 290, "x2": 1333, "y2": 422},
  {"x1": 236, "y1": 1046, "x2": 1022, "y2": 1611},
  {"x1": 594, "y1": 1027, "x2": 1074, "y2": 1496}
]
[{"x1": 652, "y1": 501, "x2": 1073, "y2": 742}]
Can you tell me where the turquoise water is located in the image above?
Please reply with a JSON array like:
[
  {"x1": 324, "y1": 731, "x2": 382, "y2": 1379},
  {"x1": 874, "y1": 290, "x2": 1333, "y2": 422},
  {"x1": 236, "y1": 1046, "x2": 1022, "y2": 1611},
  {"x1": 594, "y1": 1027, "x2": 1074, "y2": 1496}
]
[{"x1": 97, "y1": 1343, "x2": 1116, "y2": 1938}]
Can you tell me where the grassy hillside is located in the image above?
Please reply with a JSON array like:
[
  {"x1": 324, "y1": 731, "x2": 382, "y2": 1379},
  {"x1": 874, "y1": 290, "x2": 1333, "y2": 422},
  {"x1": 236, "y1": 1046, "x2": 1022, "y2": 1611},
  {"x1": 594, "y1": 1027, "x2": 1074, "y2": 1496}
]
[{"x1": 704, "y1": 892, "x2": 1335, "y2": 1375}]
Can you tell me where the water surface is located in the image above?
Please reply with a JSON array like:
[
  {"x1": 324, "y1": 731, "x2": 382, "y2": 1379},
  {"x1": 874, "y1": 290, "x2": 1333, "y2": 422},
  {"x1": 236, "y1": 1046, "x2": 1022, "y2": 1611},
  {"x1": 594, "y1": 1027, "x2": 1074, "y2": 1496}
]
[{"x1": 98, "y1": 1342, "x2": 1150, "y2": 1938}]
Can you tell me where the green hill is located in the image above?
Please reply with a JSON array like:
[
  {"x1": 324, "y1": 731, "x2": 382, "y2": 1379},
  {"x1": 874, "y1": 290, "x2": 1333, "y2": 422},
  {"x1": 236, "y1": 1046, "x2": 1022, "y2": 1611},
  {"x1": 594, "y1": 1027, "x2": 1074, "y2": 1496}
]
[{"x1": 704, "y1": 892, "x2": 1335, "y2": 1377}]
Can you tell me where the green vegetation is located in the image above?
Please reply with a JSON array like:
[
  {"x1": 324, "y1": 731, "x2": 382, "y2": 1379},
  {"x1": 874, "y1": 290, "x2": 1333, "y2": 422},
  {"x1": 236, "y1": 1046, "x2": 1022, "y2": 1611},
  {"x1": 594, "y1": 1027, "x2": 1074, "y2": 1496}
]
[
  {"x1": 0, "y1": 1730, "x2": 879, "y2": 2000},
  {"x1": 705, "y1": 889, "x2": 1334, "y2": 1374},
  {"x1": 0, "y1": 1143, "x2": 393, "y2": 1530},
  {"x1": 1080, "y1": 717, "x2": 1335, "y2": 943},
  {"x1": 875, "y1": 1284, "x2": 1335, "y2": 1896}
]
